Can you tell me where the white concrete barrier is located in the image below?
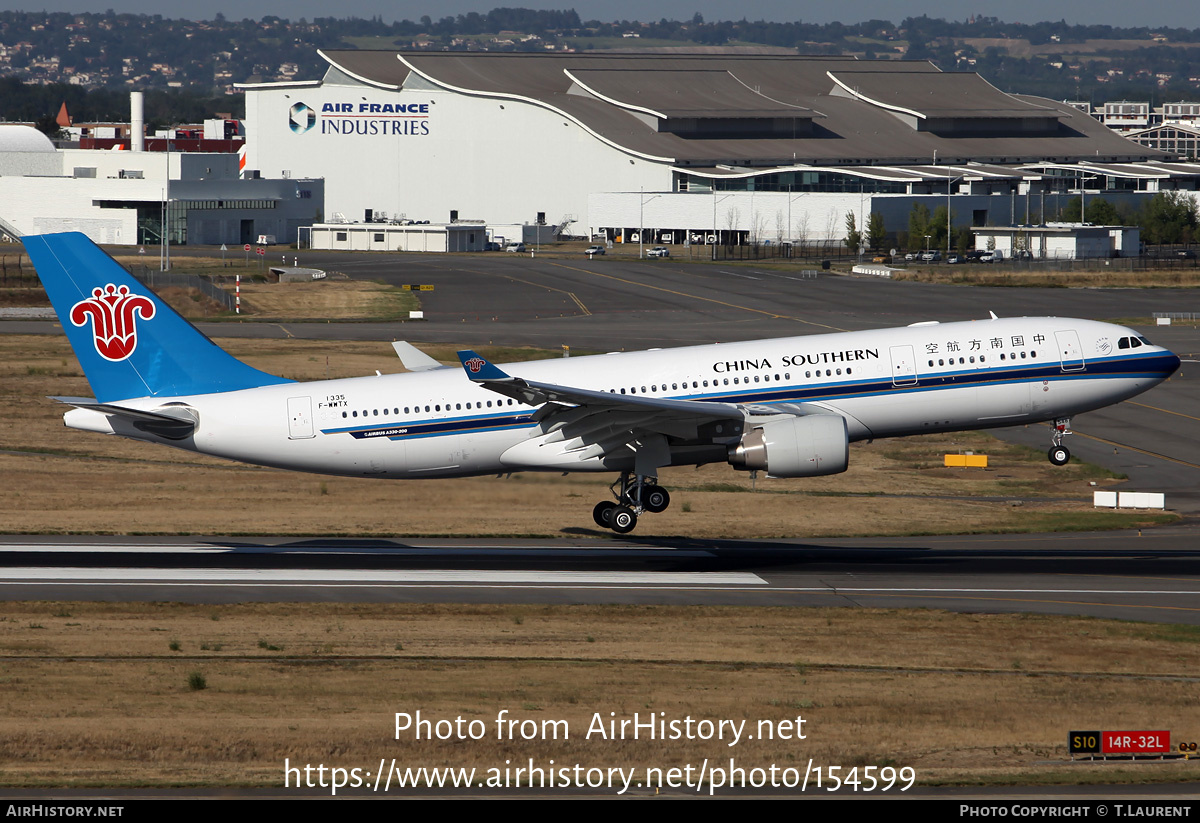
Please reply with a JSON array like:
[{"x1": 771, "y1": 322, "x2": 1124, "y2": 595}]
[
  {"x1": 1093, "y1": 491, "x2": 1117, "y2": 508},
  {"x1": 851, "y1": 264, "x2": 895, "y2": 277},
  {"x1": 1117, "y1": 491, "x2": 1165, "y2": 509}
]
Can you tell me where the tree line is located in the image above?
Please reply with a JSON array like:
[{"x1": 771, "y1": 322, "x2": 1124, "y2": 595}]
[
  {"x1": 0, "y1": 78, "x2": 241, "y2": 130},
  {"x1": 850, "y1": 192, "x2": 1199, "y2": 253}
]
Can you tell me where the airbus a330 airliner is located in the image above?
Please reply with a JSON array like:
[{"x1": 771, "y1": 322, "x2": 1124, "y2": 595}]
[{"x1": 25, "y1": 232, "x2": 1180, "y2": 533}]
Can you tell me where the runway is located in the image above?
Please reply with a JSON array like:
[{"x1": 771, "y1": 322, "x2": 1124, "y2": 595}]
[
  {"x1": 3, "y1": 530, "x2": 1199, "y2": 623},
  {"x1": 4, "y1": 250, "x2": 1200, "y2": 621}
]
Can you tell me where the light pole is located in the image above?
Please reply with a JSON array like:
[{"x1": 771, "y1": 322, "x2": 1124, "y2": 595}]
[
  {"x1": 160, "y1": 139, "x2": 173, "y2": 272},
  {"x1": 947, "y1": 164, "x2": 953, "y2": 256},
  {"x1": 637, "y1": 189, "x2": 660, "y2": 259},
  {"x1": 712, "y1": 192, "x2": 733, "y2": 261},
  {"x1": 787, "y1": 191, "x2": 804, "y2": 258}
]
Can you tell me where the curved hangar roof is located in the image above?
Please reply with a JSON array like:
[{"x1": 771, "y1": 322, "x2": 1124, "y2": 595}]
[{"x1": 315, "y1": 51, "x2": 1160, "y2": 167}]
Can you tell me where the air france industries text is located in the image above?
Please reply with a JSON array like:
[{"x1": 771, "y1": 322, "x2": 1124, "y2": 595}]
[{"x1": 321, "y1": 120, "x2": 429, "y2": 135}]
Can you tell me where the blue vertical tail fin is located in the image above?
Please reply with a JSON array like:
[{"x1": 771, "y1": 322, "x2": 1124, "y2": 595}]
[{"x1": 24, "y1": 232, "x2": 293, "y2": 402}]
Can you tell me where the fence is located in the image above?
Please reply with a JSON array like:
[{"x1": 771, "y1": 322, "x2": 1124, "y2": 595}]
[
  {"x1": 124, "y1": 266, "x2": 237, "y2": 311},
  {"x1": 686, "y1": 240, "x2": 855, "y2": 262}
]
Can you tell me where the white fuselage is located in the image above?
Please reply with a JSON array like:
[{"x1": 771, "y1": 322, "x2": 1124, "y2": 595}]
[{"x1": 65, "y1": 317, "x2": 1177, "y2": 479}]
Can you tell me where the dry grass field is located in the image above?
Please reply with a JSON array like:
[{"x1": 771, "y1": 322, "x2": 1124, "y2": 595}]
[
  {"x1": 890, "y1": 267, "x2": 1200, "y2": 289},
  {"x1": 0, "y1": 602, "x2": 1197, "y2": 789},
  {"x1": 232, "y1": 281, "x2": 419, "y2": 321}
]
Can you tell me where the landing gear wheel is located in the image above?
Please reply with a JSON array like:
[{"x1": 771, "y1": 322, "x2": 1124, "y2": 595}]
[
  {"x1": 643, "y1": 486, "x2": 670, "y2": 513},
  {"x1": 1048, "y1": 446, "x2": 1070, "y2": 466},
  {"x1": 609, "y1": 505, "x2": 638, "y2": 534},
  {"x1": 593, "y1": 500, "x2": 617, "y2": 528}
]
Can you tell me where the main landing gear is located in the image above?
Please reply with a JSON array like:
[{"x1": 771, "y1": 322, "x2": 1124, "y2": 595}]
[
  {"x1": 592, "y1": 472, "x2": 671, "y2": 534},
  {"x1": 1048, "y1": 417, "x2": 1072, "y2": 466}
]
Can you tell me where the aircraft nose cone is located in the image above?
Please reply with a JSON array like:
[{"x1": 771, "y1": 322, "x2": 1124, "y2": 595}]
[{"x1": 1166, "y1": 351, "x2": 1182, "y2": 376}]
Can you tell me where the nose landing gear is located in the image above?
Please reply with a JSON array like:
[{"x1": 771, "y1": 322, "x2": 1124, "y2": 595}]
[{"x1": 1048, "y1": 418, "x2": 1072, "y2": 466}]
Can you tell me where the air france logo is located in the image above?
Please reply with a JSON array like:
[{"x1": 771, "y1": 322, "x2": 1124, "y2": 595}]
[
  {"x1": 465, "y1": 357, "x2": 486, "y2": 373},
  {"x1": 70, "y1": 284, "x2": 156, "y2": 362},
  {"x1": 317, "y1": 101, "x2": 431, "y2": 136},
  {"x1": 289, "y1": 102, "x2": 316, "y2": 134}
]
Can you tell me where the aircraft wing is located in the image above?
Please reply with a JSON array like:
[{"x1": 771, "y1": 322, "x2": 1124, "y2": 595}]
[
  {"x1": 456, "y1": 350, "x2": 744, "y2": 420},
  {"x1": 454, "y1": 350, "x2": 757, "y2": 470}
]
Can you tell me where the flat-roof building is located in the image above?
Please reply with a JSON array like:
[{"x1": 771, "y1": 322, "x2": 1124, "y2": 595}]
[
  {"x1": 0, "y1": 124, "x2": 322, "y2": 247},
  {"x1": 239, "y1": 52, "x2": 1198, "y2": 248}
]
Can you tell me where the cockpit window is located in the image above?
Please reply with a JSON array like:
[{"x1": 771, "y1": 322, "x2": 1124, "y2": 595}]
[{"x1": 1120, "y1": 335, "x2": 1154, "y2": 350}]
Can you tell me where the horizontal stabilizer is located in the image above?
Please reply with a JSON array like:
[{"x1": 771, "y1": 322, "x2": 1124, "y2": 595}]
[
  {"x1": 51, "y1": 396, "x2": 198, "y2": 439},
  {"x1": 392, "y1": 341, "x2": 448, "y2": 372}
]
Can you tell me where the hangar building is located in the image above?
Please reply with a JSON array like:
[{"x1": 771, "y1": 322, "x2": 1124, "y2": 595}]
[{"x1": 239, "y1": 52, "x2": 1200, "y2": 248}]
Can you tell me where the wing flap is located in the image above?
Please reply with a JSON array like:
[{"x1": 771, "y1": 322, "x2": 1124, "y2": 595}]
[{"x1": 456, "y1": 351, "x2": 755, "y2": 470}]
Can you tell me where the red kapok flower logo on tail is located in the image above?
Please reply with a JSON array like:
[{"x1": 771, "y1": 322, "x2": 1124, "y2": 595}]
[
  {"x1": 465, "y1": 357, "x2": 486, "y2": 373},
  {"x1": 70, "y1": 284, "x2": 156, "y2": 362}
]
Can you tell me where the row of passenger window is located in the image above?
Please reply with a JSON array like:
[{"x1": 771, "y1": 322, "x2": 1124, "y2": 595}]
[
  {"x1": 341, "y1": 398, "x2": 519, "y2": 419},
  {"x1": 608, "y1": 373, "x2": 792, "y2": 394},
  {"x1": 928, "y1": 351, "x2": 1038, "y2": 367},
  {"x1": 341, "y1": 365, "x2": 870, "y2": 422},
  {"x1": 604, "y1": 369, "x2": 852, "y2": 395}
]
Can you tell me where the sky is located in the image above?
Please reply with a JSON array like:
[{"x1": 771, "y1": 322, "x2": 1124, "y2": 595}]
[{"x1": 0, "y1": 0, "x2": 1196, "y2": 29}]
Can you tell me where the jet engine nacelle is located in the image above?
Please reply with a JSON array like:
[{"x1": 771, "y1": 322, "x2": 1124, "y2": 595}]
[{"x1": 727, "y1": 414, "x2": 849, "y2": 478}]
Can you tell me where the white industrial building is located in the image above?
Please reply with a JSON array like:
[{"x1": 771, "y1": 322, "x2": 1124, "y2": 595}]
[
  {"x1": 972, "y1": 224, "x2": 1141, "y2": 259},
  {"x1": 0, "y1": 120, "x2": 322, "y2": 246},
  {"x1": 306, "y1": 220, "x2": 486, "y2": 252},
  {"x1": 239, "y1": 51, "x2": 1200, "y2": 249}
]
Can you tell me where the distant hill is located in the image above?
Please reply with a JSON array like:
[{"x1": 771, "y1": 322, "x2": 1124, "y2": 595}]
[{"x1": 1, "y1": 8, "x2": 1197, "y2": 118}]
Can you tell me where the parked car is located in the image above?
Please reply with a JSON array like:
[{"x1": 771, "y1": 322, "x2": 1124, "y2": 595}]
[
  {"x1": 919, "y1": 250, "x2": 942, "y2": 262},
  {"x1": 585, "y1": 245, "x2": 605, "y2": 256},
  {"x1": 647, "y1": 246, "x2": 670, "y2": 258},
  {"x1": 483, "y1": 242, "x2": 501, "y2": 251},
  {"x1": 505, "y1": 242, "x2": 526, "y2": 253},
  {"x1": 946, "y1": 254, "x2": 963, "y2": 264},
  {"x1": 871, "y1": 254, "x2": 891, "y2": 263}
]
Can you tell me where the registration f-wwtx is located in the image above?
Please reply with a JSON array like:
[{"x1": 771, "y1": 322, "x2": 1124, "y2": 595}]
[{"x1": 27, "y1": 232, "x2": 1180, "y2": 533}]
